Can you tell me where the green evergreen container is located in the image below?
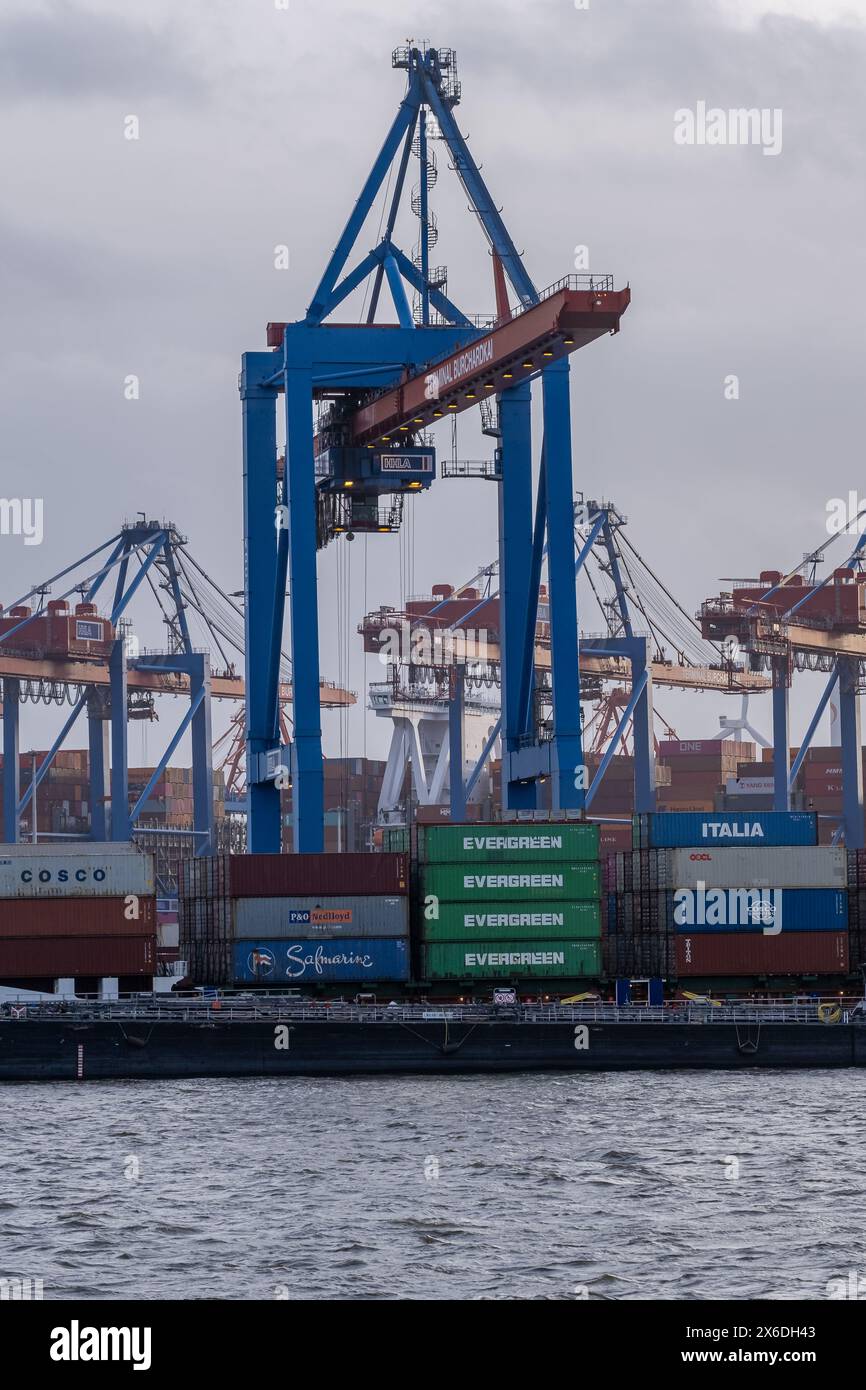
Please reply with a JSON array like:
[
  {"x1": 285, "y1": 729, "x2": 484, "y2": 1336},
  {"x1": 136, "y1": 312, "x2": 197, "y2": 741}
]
[
  {"x1": 422, "y1": 900, "x2": 601, "y2": 942},
  {"x1": 423, "y1": 939, "x2": 602, "y2": 980},
  {"x1": 417, "y1": 822, "x2": 599, "y2": 864},
  {"x1": 421, "y1": 862, "x2": 600, "y2": 902}
]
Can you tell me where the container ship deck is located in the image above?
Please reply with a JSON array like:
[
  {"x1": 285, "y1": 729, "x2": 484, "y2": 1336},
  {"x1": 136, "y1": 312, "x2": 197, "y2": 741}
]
[{"x1": 2, "y1": 998, "x2": 865, "y2": 1081}]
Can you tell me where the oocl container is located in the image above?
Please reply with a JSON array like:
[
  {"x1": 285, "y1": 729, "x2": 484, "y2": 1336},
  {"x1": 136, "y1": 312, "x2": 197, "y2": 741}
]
[
  {"x1": 417, "y1": 822, "x2": 599, "y2": 863},
  {"x1": 633, "y1": 812, "x2": 817, "y2": 849},
  {"x1": 422, "y1": 901, "x2": 601, "y2": 942},
  {"x1": 421, "y1": 862, "x2": 600, "y2": 902},
  {"x1": 232, "y1": 895, "x2": 409, "y2": 939},
  {"x1": 232, "y1": 936, "x2": 409, "y2": 984},
  {"x1": 423, "y1": 940, "x2": 601, "y2": 980},
  {"x1": 675, "y1": 931, "x2": 848, "y2": 976},
  {"x1": 666, "y1": 846, "x2": 846, "y2": 889},
  {"x1": 0, "y1": 844, "x2": 154, "y2": 899}
]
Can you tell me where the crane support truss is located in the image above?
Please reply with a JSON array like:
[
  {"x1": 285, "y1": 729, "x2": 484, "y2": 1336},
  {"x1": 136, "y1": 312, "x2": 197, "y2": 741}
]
[{"x1": 242, "y1": 46, "x2": 631, "y2": 851}]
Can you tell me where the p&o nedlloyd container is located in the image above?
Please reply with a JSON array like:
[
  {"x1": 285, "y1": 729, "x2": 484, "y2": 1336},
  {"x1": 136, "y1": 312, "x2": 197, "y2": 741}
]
[{"x1": 232, "y1": 895, "x2": 409, "y2": 939}]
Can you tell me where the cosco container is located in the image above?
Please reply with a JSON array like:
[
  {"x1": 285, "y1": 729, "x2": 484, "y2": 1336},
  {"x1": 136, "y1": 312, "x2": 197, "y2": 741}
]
[
  {"x1": 226, "y1": 853, "x2": 407, "y2": 898},
  {"x1": 633, "y1": 811, "x2": 817, "y2": 849},
  {"x1": 421, "y1": 862, "x2": 600, "y2": 902},
  {"x1": 675, "y1": 931, "x2": 848, "y2": 977},
  {"x1": 0, "y1": 896, "x2": 156, "y2": 937},
  {"x1": 665, "y1": 846, "x2": 846, "y2": 889},
  {"x1": 670, "y1": 887, "x2": 847, "y2": 932},
  {"x1": 232, "y1": 936, "x2": 409, "y2": 984},
  {"x1": 423, "y1": 939, "x2": 601, "y2": 980},
  {"x1": 0, "y1": 935, "x2": 156, "y2": 977},
  {"x1": 0, "y1": 846, "x2": 154, "y2": 899},
  {"x1": 232, "y1": 895, "x2": 409, "y2": 939},
  {"x1": 422, "y1": 900, "x2": 601, "y2": 942},
  {"x1": 417, "y1": 822, "x2": 599, "y2": 864}
]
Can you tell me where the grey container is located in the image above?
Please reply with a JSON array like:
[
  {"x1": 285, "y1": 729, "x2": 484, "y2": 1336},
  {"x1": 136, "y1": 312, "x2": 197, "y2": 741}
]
[
  {"x1": 667, "y1": 846, "x2": 847, "y2": 890},
  {"x1": 232, "y1": 895, "x2": 410, "y2": 939},
  {"x1": 0, "y1": 845, "x2": 154, "y2": 899}
]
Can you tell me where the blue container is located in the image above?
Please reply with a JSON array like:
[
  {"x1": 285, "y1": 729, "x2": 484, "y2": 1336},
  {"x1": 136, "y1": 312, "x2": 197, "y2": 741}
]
[
  {"x1": 233, "y1": 937, "x2": 409, "y2": 984},
  {"x1": 635, "y1": 811, "x2": 817, "y2": 849},
  {"x1": 671, "y1": 887, "x2": 847, "y2": 934}
]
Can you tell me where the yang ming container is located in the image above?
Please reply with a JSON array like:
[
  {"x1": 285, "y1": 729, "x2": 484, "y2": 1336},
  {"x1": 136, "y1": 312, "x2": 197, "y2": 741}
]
[
  {"x1": 422, "y1": 862, "x2": 600, "y2": 902},
  {"x1": 423, "y1": 900, "x2": 601, "y2": 942},
  {"x1": 675, "y1": 931, "x2": 848, "y2": 977},
  {"x1": 232, "y1": 895, "x2": 409, "y2": 939},
  {"x1": 0, "y1": 896, "x2": 156, "y2": 937},
  {"x1": 417, "y1": 823, "x2": 599, "y2": 864},
  {"x1": 665, "y1": 846, "x2": 846, "y2": 889},
  {"x1": 0, "y1": 845, "x2": 154, "y2": 899},
  {"x1": 423, "y1": 939, "x2": 602, "y2": 980},
  {"x1": 227, "y1": 853, "x2": 407, "y2": 898},
  {"x1": 633, "y1": 811, "x2": 817, "y2": 849},
  {"x1": 0, "y1": 936, "x2": 156, "y2": 977},
  {"x1": 232, "y1": 936, "x2": 409, "y2": 985}
]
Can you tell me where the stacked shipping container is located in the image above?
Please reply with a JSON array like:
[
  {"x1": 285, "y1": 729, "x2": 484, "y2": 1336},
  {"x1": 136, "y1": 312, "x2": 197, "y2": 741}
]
[
  {"x1": 606, "y1": 812, "x2": 849, "y2": 981},
  {"x1": 0, "y1": 843, "x2": 156, "y2": 980},
  {"x1": 418, "y1": 823, "x2": 602, "y2": 982},
  {"x1": 180, "y1": 853, "x2": 410, "y2": 986}
]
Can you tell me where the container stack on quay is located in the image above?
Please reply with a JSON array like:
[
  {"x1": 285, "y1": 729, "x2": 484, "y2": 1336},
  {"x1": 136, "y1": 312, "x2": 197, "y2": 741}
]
[
  {"x1": 606, "y1": 810, "x2": 851, "y2": 983},
  {"x1": 0, "y1": 843, "x2": 156, "y2": 984},
  {"x1": 417, "y1": 822, "x2": 602, "y2": 984},
  {"x1": 179, "y1": 852, "x2": 410, "y2": 987}
]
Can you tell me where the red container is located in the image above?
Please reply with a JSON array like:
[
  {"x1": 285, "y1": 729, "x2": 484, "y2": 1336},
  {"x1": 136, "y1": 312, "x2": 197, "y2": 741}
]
[
  {"x1": 0, "y1": 897, "x2": 155, "y2": 938},
  {"x1": 227, "y1": 852, "x2": 408, "y2": 898},
  {"x1": 0, "y1": 936, "x2": 156, "y2": 976},
  {"x1": 597, "y1": 823, "x2": 633, "y2": 855},
  {"x1": 675, "y1": 932, "x2": 848, "y2": 977},
  {"x1": 658, "y1": 740, "x2": 755, "y2": 760}
]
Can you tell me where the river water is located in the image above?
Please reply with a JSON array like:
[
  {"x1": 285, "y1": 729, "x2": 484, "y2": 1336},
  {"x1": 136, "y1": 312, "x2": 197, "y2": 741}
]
[{"x1": 2, "y1": 1070, "x2": 863, "y2": 1300}]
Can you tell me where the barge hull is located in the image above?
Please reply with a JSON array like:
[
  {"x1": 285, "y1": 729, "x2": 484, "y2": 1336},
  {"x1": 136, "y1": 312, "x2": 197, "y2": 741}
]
[{"x1": 0, "y1": 1019, "x2": 863, "y2": 1081}]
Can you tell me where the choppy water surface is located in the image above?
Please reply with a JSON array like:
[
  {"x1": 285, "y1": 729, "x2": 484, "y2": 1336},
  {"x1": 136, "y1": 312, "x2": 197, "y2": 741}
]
[{"x1": 1, "y1": 1071, "x2": 863, "y2": 1300}]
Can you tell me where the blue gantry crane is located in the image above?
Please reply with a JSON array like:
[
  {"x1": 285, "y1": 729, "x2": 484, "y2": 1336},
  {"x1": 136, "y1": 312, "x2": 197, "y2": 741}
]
[{"x1": 241, "y1": 45, "x2": 631, "y2": 852}]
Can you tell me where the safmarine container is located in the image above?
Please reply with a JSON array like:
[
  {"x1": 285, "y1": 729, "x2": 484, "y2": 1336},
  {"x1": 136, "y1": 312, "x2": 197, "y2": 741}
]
[
  {"x1": 0, "y1": 896, "x2": 156, "y2": 937},
  {"x1": 0, "y1": 936, "x2": 156, "y2": 977},
  {"x1": 423, "y1": 901, "x2": 601, "y2": 942},
  {"x1": 633, "y1": 812, "x2": 817, "y2": 849},
  {"x1": 423, "y1": 940, "x2": 601, "y2": 980},
  {"x1": 227, "y1": 853, "x2": 407, "y2": 898},
  {"x1": 422, "y1": 863, "x2": 600, "y2": 902},
  {"x1": 0, "y1": 844, "x2": 154, "y2": 899},
  {"x1": 232, "y1": 895, "x2": 409, "y2": 939},
  {"x1": 232, "y1": 937, "x2": 409, "y2": 985},
  {"x1": 670, "y1": 887, "x2": 847, "y2": 932},
  {"x1": 666, "y1": 846, "x2": 846, "y2": 889},
  {"x1": 675, "y1": 931, "x2": 848, "y2": 976},
  {"x1": 417, "y1": 822, "x2": 599, "y2": 863}
]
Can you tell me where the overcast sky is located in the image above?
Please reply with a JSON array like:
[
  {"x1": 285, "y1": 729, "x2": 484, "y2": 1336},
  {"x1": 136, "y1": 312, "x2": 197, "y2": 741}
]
[{"x1": 1, "y1": 0, "x2": 864, "y2": 769}]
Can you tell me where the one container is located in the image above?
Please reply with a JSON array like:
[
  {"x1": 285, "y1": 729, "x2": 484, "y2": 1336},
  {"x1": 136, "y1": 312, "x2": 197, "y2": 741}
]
[
  {"x1": 0, "y1": 896, "x2": 156, "y2": 937},
  {"x1": 417, "y1": 822, "x2": 599, "y2": 864},
  {"x1": 670, "y1": 887, "x2": 847, "y2": 932},
  {"x1": 666, "y1": 846, "x2": 846, "y2": 890},
  {"x1": 423, "y1": 939, "x2": 602, "y2": 980},
  {"x1": 232, "y1": 895, "x2": 409, "y2": 939},
  {"x1": 633, "y1": 812, "x2": 817, "y2": 849},
  {"x1": 232, "y1": 936, "x2": 409, "y2": 984},
  {"x1": 675, "y1": 931, "x2": 849, "y2": 976},
  {"x1": 0, "y1": 936, "x2": 156, "y2": 977},
  {"x1": 422, "y1": 900, "x2": 601, "y2": 942},
  {"x1": 421, "y1": 862, "x2": 600, "y2": 902},
  {"x1": 0, "y1": 845, "x2": 155, "y2": 899},
  {"x1": 227, "y1": 853, "x2": 407, "y2": 898}
]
